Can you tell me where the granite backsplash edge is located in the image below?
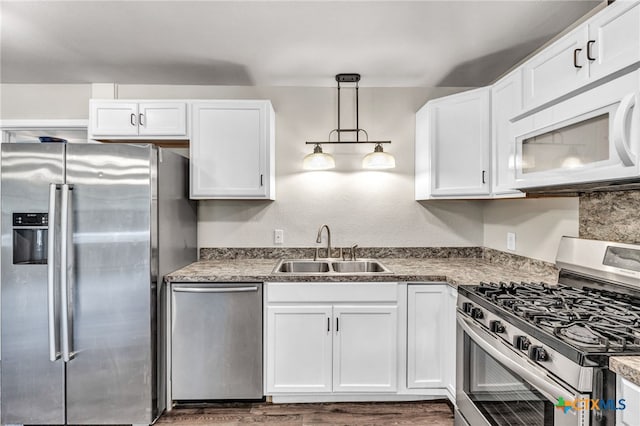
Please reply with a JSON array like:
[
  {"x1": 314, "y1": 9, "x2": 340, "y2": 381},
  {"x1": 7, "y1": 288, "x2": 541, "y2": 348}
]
[{"x1": 199, "y1": 247, "x2": 558, "y2": 277}]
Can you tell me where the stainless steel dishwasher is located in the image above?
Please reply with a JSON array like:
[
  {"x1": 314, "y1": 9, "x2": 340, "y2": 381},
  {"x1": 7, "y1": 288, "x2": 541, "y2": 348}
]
[{"x1": 171, "y1": 282, "x2": 263, "y2": 400}]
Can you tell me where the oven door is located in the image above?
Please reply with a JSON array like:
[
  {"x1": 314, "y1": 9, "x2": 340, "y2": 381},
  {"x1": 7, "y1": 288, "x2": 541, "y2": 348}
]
[{"x1": 456, "y1": 315, "x2": 590, "y2": 426}]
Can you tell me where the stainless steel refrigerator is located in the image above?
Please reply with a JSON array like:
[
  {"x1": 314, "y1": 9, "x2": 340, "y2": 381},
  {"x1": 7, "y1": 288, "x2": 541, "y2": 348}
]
[{"x1": 1, "y1": 143, "x2": 197, "y2": 425}]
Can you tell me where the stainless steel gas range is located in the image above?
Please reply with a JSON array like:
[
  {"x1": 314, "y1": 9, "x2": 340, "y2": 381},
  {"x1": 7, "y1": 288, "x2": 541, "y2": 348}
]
[{"x1": 456, "y1": 237, "x2": 640, "y2": 426}]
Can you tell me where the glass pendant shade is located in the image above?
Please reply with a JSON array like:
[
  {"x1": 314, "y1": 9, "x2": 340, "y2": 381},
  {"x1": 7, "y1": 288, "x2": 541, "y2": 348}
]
[
  {"x1": 303, "y1": 144, "x2": 335, "y2": 170},
  {"x1": 362, "y1": 144, "x2": 396, "y2": 169}
]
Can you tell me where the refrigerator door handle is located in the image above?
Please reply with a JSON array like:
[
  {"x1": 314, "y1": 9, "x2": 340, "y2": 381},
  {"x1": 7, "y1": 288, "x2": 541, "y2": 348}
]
[
  {"x1": 47, "y1": 183, "x2": 61, "y2": 362},
  {"x1": 60, "y1": 184, "x2": 74, "y2": 362},
  {"x1": 172, "y1": 286, "x2": 259, "y2": 293}
]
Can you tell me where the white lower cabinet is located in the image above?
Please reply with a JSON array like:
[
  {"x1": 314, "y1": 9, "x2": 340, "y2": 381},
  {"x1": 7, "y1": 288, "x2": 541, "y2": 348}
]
[
  {"x1": 265, "y1": 282, "x2": 399, "y2": 395},
  {"x1": 265, "y1": 282, "x2": 456, "y2": 401},
  {"x1": 617, "y1": 376, "x2": 640, "y2": 426},
  {"x1": 266, "y1": 303, "x2": 398, "y2": 394},
  {"x1": 406, "y1": 284, "x2": 457, "y2": 399},
  {"x1": 333, "y1": 306, "x2": 398, "y2": 392},
  {"x1": 266, "y1": 305, "x2": 333, "y2": 393}
]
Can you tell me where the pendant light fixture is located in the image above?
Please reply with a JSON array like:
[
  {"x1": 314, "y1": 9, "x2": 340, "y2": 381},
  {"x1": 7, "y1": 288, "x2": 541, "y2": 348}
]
[
  {"x1": 304, "y1": 73, "x2": 395, "y2": 170},
  {"x1": 302, "y1": 144, "x2": 336, "y2": 170}
]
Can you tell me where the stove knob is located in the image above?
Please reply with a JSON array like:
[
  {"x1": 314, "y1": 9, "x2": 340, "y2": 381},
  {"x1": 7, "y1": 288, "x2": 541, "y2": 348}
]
[
  {"x1": 528, "y1": 345, "x2": 548, "y2": 362},
  {"x1": 489, "y1": 320, "x2": 505, "y2": 333},
  {"x1": 470, "y1": 307, "x2": 484, "y2": 319},
  {"x1": 462, "y1": 302, "x2": 473, "y2": 314},
  {"x1": 514, "y1": 335, "x2": 531, "y2": 351}
]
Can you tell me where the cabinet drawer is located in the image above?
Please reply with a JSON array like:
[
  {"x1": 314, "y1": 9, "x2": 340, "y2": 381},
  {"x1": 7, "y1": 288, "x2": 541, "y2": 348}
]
[{"x1": 267, "y1": 282, "x2": 398, "y2": 303}]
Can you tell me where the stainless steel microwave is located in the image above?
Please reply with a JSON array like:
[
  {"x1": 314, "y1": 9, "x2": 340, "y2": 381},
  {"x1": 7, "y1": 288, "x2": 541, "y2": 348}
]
[{"x1": 512, "y1": 69, "x2": 640, "y2": 190}]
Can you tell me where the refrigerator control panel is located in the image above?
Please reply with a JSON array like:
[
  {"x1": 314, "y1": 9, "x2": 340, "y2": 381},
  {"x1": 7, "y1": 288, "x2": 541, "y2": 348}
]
[{"x1": 13, "y1": 212, "x2": 48, "y2": 227}]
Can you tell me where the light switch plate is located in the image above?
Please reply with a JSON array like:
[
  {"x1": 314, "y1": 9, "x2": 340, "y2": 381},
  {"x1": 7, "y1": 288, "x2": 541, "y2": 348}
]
[
  {"x1": 507, "y1": 232, "x2": 516, "y2": 251},
  {"x1": 274, "y1": 229, "x2": 284, "y2": 244}
]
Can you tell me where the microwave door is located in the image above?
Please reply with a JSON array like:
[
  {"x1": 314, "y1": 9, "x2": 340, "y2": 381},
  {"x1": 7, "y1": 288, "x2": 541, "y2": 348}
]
[{"x1": 1, "y1": 143, "x2": 66, "y2": 425}]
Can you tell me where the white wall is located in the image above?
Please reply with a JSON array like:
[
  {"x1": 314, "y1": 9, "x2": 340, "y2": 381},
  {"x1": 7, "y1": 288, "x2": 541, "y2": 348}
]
[
  {"x1": 482, "y1": 197, "x2": 579, "y2": 263},
  {"x1": 118, "y1": 84, "x2": 483, "y2": 248},
  {"x1": 0, "y1": 82, "x2": 581, "y2": 258},
  {"x1": 0, "y1": 84, "x2": 91, "y2": 119}
]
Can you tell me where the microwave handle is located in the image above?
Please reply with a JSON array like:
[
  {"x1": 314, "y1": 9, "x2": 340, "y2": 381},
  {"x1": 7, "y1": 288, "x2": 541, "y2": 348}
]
[
  {"x1": 613, "y1": 92, "x2": 637, "y2": 167},
  {"x1": 457, "y1": 315, "x2": 576, "y2": 403}
]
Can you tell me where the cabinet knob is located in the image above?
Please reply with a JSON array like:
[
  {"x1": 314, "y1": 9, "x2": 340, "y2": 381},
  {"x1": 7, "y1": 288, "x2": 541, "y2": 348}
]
[{"x1": 130, "y1": 113, "x2": 137, "y2": 126}]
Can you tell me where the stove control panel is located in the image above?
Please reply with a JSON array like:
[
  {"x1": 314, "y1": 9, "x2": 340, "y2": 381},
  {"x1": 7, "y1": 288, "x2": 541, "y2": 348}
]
[{"x1": 528, "y1": 345, "x2": 549, "y2": 362}]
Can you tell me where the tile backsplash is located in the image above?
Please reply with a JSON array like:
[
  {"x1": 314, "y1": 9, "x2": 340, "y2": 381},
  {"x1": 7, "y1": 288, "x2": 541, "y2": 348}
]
[{"x1": 579, "y1": 190, "x2": 640, "y2": 243}]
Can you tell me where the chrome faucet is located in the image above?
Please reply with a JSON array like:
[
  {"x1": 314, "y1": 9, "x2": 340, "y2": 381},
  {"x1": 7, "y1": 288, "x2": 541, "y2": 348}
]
[
  {"x1": 350, "y1": 244, "x2": 358, "y2": 261},
  {"x1": 315, "y1": 224, "x2": 331, "y2": 259}
]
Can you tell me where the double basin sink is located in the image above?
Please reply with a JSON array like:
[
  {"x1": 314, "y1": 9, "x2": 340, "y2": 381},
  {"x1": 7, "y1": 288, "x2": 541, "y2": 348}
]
[{"x1": 272, "y1": 259, "x2": 393, "y2": 275}]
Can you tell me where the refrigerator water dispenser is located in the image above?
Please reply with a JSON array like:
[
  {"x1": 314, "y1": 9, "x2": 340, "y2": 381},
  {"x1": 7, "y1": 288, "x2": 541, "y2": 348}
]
[{"x1": 12, "y1": 213, "x2": 48, "y2": 265}]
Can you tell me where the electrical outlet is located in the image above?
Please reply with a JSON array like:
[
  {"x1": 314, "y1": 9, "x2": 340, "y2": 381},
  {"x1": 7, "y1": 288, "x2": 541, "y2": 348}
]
[
  {"x1": 274, "y1": 229, "x2": 284, "y2": 244},
  {"x1": 507, "y1": 232, "x2": 516, "y2": 251}
]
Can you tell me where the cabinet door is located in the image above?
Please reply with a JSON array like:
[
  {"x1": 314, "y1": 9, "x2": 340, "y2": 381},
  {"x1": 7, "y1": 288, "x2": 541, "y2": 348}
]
[
  {"x1": 522, "y1": 26, "x2": 589, "y2": 110},
  {"x1": 617, "y1": 376, "x2": 640, "y2": 426},
  {"x1": 90, "y1": 102, "x2": 138, "y2": 136},
  {"x1": 266, "y1": 305, "x2": 333, "y2": 393},
  {"x1": 445, "y1": 286, "x2": 457, "y2": 400},
  {"x1": 138, "y1": 102, "x2": 187, "y2": 137},
  {"x1": 429, "y1": 88, "x2": 491, "y2": 197},
  {"x1": 407, "y1": 285, "x2": 447, "y2": 389},
  {"x1": 333, "y1": 305, "x2": 397, "y2": 392},
  {"x1": 588, "y1": 1, "x2": 640, "y2": 82},
  {"x1": 491, "y1": 71, "x2": 524, "y2": 198},
  {"x1": 191, "y1": 101, "x2": 270, "y2": 199}
]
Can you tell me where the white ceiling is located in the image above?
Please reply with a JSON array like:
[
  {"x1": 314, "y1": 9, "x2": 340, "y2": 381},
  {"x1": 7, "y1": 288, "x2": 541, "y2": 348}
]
[{"x1": 0, "y1": 0, "x2": 603, "y2": 87}]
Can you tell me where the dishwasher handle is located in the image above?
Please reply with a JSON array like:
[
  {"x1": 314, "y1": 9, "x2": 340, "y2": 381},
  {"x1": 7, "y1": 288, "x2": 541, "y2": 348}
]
[{"x1": 173, "y1": 286, "x2": 259, "y2": 293}]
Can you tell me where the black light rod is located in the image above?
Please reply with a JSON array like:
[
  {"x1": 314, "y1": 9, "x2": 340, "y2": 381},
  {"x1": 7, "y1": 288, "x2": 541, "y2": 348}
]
[{"x1": 305, "y1": 141, "x2": 391, "y2": 145}]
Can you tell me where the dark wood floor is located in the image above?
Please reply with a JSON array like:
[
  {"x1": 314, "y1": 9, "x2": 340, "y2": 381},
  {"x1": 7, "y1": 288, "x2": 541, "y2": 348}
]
[{"x1": 157, "y1": 401, "x2": 454, "y2": 425}]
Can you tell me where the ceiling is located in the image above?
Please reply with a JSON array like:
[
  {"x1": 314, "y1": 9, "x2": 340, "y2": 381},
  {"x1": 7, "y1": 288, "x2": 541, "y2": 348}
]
[{"x1": 0, "y1": 0, "x2": 603, "y2": 87}]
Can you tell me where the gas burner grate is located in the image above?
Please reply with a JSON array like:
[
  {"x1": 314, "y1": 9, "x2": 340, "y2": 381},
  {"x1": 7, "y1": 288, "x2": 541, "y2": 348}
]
[{"x1": 475, "y1": 281, "x2": 640, "y2": 352}]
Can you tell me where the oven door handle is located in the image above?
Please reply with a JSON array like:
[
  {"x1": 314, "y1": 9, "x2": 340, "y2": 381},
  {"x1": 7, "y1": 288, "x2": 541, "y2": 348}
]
[{"x1": 458, "y1": 315, "x2": 577, "y2": 403}]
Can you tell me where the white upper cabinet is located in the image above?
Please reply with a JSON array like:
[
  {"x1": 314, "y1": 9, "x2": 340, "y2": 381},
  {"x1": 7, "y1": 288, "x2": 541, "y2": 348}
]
[
  {"x1": 491, "y1": 70, "x2": 524, "y2": 197},
  {"x1": 415, "y1": 87, "x2": 491, "y2": 200},
  {"x1": 522, "y1": 1, "x2": 640, "y2": 112},
  {"x1": 89, "y1": 100, "x2": 187, "y2": 138},
  {"x1": 138, "y1": 102, "x2": 187, "y2": 136},
  {"x1": 588, "y1": 1, "x2": 640, "y2": 81},
  {"x1": 522, "y1": 26, "x2": 589, "y2": 111},
  {"x1": 190, "y1": 100, "x2": 275, "y2": 200}
]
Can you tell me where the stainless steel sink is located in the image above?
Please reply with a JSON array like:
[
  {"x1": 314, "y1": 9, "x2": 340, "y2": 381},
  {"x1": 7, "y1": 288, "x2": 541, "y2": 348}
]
[
  {"x1": 331, "y1": 260, "x2": 390, "y2": 273},
  {"x1": 275, "y1": 260, "x2": 330, "y2": 273},
  {"x1": 272, "y1": 259, "x2": 392, "y2": 275}
]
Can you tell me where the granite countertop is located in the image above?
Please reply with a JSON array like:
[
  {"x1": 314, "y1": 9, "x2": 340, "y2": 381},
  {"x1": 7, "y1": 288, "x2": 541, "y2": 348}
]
[
  {"x1": 164, "y1": 257, "x2": 559, "y2": 287},
  {"x1": 610, "y1": 357, "x2": 640, "y2": 387}
]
